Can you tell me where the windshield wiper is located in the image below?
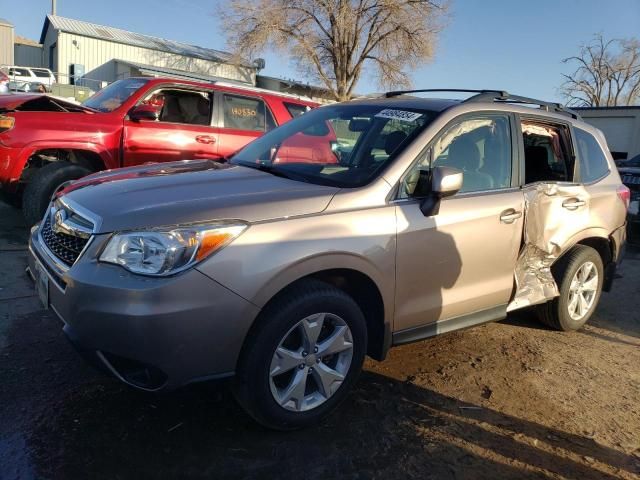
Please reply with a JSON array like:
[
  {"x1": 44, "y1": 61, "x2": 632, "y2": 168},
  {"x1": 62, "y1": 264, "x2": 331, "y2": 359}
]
[{"x1": 241, "y1": 162, "x2": 309, "y2": 183}]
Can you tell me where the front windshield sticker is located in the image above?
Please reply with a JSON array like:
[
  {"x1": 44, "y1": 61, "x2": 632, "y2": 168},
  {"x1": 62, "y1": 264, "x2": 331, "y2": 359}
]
[{"x1": 375, "y1": 109, "x2": 423, "y2": 122}]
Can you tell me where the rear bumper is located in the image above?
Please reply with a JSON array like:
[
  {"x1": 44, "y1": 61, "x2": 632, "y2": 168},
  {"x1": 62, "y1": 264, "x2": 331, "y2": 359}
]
[{"x1": 28, "y1": 226, "x2": 260, "y2": 391}]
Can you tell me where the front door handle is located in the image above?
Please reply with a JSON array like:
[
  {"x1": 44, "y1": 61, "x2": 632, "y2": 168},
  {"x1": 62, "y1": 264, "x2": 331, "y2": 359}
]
[
  {"x1": 196, "y1": 135, "x2": 216, "y2": 145},
  {"x1": 562, "y1": 198, "x2": 586, "y2": 210},
  {"x1": 499, "y1": 208, "x2": 522, "y2": 224}
]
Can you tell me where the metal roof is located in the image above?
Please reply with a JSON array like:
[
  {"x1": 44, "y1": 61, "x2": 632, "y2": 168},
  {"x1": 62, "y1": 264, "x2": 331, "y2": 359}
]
[
  {"x1": 115, "y1": 59, "x2": 251, "y2": 85},
  {"x1": 40, "y1": 15, "x2": 243, "y2": 66},
  {"x1": 15, "y1": 35, "x2": 42, "y2": 47}
]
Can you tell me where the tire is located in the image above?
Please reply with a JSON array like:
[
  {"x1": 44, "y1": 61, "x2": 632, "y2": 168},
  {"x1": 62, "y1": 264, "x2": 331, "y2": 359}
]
[
  {"x1": 22, "y1": 162, "x2": 92, "y2": 226},
  {"x1": 537, "y1": 245, "x2": 604, "y2": 331},
  {"x1": 0, "y1": 189, "x2": 22, "y2": 208},
  {"x1": 233, "y1": 279, "x2": 367, "y2": 430}
]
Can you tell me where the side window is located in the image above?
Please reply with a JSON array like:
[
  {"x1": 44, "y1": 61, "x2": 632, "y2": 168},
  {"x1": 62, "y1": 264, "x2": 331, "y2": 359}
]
[
  {"x1": 284, "y1": 102, "x2": 310, "y2": 118},
  {"x1": 146, "y1": 89, "x2": 211, "y2": 126},
  {"x1": 222, "y1": 94, "x2": 274, "y2": 131},
  {"x1": 9, "y1": 68, "x2": 31, "y2": 77},
  {"x1": 574, "y1": 128, "x2": 610, "y2": 183},
  {"x1": 522, "y1": 121, "x2": 574, "y2": 183},
  {"x1": 402, "y1": 114, "x2": 512, "y2": 197},
  {"x1": 32, "y1": 69, "x2": 52, "y2": 78}
]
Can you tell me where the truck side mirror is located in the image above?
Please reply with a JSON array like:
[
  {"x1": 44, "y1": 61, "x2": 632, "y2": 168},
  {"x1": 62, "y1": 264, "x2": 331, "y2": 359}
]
[
  {"x1": 129, "y1": 104, "x2": 160, "y2": 122},
  {"x1": 419, "y1": 166, "x2": 463, "y2": 217}
]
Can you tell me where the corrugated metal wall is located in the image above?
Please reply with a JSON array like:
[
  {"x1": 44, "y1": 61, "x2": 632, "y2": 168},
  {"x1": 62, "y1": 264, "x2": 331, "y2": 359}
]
[
  {"x1": 52, "y1": 32, "x2": 254, "y2": 85},
  {"x1": 42, "y1": 27, "x2": 57, "y2": 72},
  {"x1": 14, "y1": 44, "x2": 43, "y2": 67},
  {"x1": 0, "y1": 23, "x2": 15, "y2": 65}
]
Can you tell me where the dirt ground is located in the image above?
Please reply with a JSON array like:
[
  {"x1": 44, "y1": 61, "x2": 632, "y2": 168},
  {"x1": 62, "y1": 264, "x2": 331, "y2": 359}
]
[{"x1": 1, "y1": 201, "x2": 639, "y2": 480}]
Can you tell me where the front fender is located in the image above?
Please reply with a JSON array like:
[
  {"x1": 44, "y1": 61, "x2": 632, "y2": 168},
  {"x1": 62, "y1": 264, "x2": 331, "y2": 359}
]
[
  {"x1": 251, "y1": 251, "x2": 394, "y2": 320},
  {"x1": 6, "y1": 140, "x2": 115, "y2": 182}
]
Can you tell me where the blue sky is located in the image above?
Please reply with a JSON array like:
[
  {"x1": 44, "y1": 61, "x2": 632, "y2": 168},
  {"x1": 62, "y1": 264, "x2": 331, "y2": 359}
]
[{"x1": 5, "y1": 0, "x2": 640, "y2": 101}]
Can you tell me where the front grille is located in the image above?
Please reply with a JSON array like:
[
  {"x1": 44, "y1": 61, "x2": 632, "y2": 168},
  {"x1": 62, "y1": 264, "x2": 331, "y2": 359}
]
[{"x1": 40, "y1": 214, "x2": 89, "y2": 266}]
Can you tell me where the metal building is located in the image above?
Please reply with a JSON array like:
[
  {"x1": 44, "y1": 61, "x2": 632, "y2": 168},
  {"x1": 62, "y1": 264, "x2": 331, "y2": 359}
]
[
  {"x1": 14, "y1": 36, "x2": 44, "y2": 67},
  {"x1": 0, "y1": 18, "x2": 15, "y2": 65},
  {"x1": 38, "y1": 15, "x2": 257, "y2": 88},
  {"x1": 576, "y1": 106, "x2": 640, "y2": 161}
]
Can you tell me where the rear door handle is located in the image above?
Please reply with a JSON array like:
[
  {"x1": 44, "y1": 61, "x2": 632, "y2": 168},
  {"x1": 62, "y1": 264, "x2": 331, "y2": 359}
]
[
  {"x1": 499, "y1": 208, "x2": 522, "y2": 224},
  {"x1": 196, "y1": 135, "x2": 216, "y2": 144},
  {"x1": 562, "y1": 198, "x2": 586, "y2": 210}
]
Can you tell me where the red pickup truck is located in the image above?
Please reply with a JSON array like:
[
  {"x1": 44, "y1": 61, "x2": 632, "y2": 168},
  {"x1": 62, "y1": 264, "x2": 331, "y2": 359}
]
[{"x1": 0, "y1": 77, "x2": 320, "y2": 224}]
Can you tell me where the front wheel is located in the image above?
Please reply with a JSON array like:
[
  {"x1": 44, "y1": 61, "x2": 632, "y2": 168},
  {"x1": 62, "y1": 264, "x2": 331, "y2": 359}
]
[
  {"x1": 22, "y1": 162, "x2": 92, "y2": 226},
  {"x1": 537, "y1": 245, "x2": 604, "y2": 331},
  {"x1": 233, "y1": 280, "x2": 367, "y2": 430}
]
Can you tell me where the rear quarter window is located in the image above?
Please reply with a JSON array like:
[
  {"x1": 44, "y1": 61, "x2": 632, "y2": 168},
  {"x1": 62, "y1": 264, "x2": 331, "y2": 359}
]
[
  {"x1": 32, "y1": 69, "x2": 52, "y2": 78},
  {"x1": 575, "y1": 128, "x2": 610, "y2": 183},
  {"x1": 284, "y1": 102, "x2": 310, "y2": 118}
]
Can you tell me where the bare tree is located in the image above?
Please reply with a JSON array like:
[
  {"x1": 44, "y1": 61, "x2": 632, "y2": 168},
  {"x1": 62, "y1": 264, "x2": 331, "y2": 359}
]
[
  {"x1": 221, "y1": 0, "x2": 448, "y2": 101},
  {"x1": 560, "y1": 34, "x2": 640, "y2": 107}
]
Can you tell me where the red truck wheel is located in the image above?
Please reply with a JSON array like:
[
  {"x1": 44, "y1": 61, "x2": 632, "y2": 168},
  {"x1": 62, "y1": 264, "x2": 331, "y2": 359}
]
[{"x1": 22, "y1": 162, "x2": 92, "y2": 226}]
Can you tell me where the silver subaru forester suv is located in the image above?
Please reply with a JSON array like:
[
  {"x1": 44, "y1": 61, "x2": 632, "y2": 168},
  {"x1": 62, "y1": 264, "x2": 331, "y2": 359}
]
[{"x1": 28, "y1": 89, "x2": 629, "y2": 429}]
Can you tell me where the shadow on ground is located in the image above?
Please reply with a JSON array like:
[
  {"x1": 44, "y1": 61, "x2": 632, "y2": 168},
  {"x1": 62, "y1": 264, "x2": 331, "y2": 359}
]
[{"x1": 19, "y1": 370, "x2": 637, "y2": 480}]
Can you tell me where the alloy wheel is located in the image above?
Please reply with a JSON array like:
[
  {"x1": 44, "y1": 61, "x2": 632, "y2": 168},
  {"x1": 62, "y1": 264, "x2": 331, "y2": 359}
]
[
  {"x1": 567, "y1": 261, "x2": 599, "y2": 321},
  {"x1": 269, "y1": 313, "x2": 354, "y2": 412}
]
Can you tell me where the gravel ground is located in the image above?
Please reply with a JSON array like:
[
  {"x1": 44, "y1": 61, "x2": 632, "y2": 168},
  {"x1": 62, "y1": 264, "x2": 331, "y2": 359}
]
[{"x1": 1, "y1": 202, "x2": 639, "y2": 480}]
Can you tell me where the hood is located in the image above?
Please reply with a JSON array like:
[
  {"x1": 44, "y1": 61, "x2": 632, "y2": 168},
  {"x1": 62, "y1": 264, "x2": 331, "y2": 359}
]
[
  {"x1": 0, "y1": 94, "x2": 95, "y2": 113},
  {"x1": 61, "y1": 160, "x2": 339, "y2": 232}
]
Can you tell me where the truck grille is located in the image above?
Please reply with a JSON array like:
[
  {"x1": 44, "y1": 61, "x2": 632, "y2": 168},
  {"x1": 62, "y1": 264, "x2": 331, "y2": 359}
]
[{"x1": 40, "y1": 213, "x2": 90, "y2": 266}]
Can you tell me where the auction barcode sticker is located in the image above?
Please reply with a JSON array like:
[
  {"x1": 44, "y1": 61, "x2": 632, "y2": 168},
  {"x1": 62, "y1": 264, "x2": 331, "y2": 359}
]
[{"x1": 375, "y1": 109, "x2": 423, "y2": 122}]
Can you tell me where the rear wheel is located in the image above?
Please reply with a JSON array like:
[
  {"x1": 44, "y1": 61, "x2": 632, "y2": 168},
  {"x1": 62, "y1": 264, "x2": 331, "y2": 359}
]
[
  {"x1": 233, "y1": 280, "x2": 367, "y2": 430},
  {"x1": 22, "y1": 162, "x2": 91, "y2": 226},
  {"x1": 537, "y1": 245, "x2": 604, "y2": 331}
]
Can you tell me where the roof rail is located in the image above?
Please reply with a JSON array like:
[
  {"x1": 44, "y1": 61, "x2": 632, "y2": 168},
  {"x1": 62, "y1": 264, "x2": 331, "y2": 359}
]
[
  {"x1": 384, "y1": 89, "x2": 581, "y2": 119},
  {"x1": 385, "y1": 89, "x2": 507, "y2": 98},
  {"x1": 211, "y1": 80, "x2": 315, "y2": 102}
]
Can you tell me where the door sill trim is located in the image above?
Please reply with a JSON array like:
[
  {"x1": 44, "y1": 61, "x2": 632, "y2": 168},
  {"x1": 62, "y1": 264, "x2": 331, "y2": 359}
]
[{"x1": 392, "y1": 304, "x2": 507, "y2": 346}]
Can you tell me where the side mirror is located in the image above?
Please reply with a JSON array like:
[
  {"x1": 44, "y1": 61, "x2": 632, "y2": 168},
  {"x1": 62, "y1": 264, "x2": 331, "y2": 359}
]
[
  {"x1": 419, "y1": 166, "x2": 463, "y2": 217},
  {"x1": 129, "y1": 104, "x2": 160, "y2": 122}
]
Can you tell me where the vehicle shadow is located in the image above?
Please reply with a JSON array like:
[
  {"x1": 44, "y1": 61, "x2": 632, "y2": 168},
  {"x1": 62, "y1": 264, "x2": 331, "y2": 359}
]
[{"x1": 25, "y1": 370, "x2": 638, "y2": 480}]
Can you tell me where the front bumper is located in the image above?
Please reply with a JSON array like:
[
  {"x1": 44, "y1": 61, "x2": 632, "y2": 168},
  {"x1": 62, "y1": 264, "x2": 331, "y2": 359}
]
[
  {"x1": 0, "y1": 143, "x2": 26, "y2": 192},
  {"x1": 28, "y1": 226, "x2": 260, "y2": 391}
]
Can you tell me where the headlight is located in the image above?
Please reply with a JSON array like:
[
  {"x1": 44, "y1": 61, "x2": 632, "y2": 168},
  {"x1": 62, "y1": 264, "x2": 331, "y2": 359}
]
[{"x1": 99, "y1": 222, "x2": 247, "y2": 276}]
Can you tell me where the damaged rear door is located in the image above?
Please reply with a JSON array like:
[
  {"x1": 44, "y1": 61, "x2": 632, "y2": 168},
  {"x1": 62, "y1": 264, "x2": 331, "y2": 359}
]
[{"x1": 508, "y1": 118, "x2": 591, "y2": 310}]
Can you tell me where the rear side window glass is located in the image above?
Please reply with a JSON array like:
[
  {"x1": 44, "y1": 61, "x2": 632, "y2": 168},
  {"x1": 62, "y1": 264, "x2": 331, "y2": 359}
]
[
  {"x1": 574, "y1": 128, "x2": 610, "y2": 183},
  {"x1": 522, "y1": 121, "x2": 574, "y2": 184},
  {"x1": 284, "y1": 102, "x2": 310, "y2": 118},
  {"x1": 32, "y1": 69, "x2": 52, "y2": 78},
  {"x1": 223, "y1": 94, "x2": 272, "y2": 131}
]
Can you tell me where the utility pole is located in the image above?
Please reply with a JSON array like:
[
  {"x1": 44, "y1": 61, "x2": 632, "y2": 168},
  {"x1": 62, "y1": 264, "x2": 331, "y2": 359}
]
[{"x1": 52, "y1": 0, "x2": 57, "y2": 15}]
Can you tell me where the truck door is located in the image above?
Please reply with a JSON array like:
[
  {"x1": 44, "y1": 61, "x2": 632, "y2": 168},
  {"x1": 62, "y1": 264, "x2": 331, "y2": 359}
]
[
  {"x1": 215, "y1": 92, "x2": 277, "y2": 159},
  {"x1": 122, "y1": 87, "x2": 219, "y2": 166}
]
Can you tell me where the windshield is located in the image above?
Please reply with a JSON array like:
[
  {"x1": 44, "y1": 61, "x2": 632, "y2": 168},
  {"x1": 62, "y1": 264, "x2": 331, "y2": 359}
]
[
  {"x1": 83, "y1": 78, "x2": 149, "y2": 112},
  {"x1": 231, "y1": 103, "x2": 436, "y2": 188}
]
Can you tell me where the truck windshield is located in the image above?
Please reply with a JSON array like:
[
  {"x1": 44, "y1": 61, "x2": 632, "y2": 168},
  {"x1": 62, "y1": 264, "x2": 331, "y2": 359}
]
[
  {"x1": 231, "y1": 103, "x2": 436, "y2": 188},
  {"x1": 83, "y1": 78, "x2": 149, "y2": 112}
]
